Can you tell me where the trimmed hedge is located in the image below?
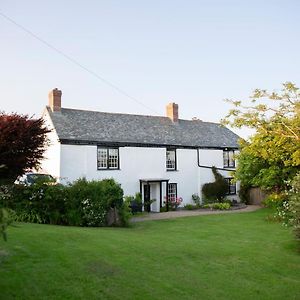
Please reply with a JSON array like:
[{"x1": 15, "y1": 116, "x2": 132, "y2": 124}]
[{"x1": 0, "y1": 178, "x2": 129, "y2": 227}]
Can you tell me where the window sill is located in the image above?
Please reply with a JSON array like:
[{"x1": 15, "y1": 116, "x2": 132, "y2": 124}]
[{"x1": 97, "y1": 168, "x2": 121, "y2": 171}]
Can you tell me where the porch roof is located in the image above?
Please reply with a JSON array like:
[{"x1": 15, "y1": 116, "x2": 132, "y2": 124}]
[{"x1": 139, "y1": 178, "x2": 169, "y2": 183}]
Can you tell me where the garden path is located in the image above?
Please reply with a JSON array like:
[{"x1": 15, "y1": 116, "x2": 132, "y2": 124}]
[{"x1": 130, "y1": 205, "x2": 262, "y2": 222}]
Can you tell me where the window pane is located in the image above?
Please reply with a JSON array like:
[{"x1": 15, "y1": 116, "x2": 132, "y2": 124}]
[
  {"x1": 97, "y1": 148, "x2": 107, "y2": 169},
  {"x1": 223, "y1": 151, "x2": 229, "y2": 167},
  {"x1": 166, "y1": 150, "x2": 176, "y2": 170},
  {"x1": 223, "y1": 150, "x2": 235, "y2": 167},
  {"x1": 225, "y1": 178, "x2": 236, "y2": 195},
  {"x1": 108, "y1": 148, "x2": 119, "y2": 169},
  {"x1": 228, "y1": 151, "x2": 235, "y2": 167}
]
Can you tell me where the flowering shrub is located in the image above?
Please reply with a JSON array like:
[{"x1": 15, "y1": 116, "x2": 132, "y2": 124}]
[
  {"x1": 164, "y1": 196, "x2": 183, "y2": 211},
  {"x1": 278, "y1": 174, "x2": 300, "y2": 241}
]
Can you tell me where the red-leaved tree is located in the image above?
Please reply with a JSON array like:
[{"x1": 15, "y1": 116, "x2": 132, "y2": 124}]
[{"x1": 0, "y1": 112, "x2": 51, "y2": 184}]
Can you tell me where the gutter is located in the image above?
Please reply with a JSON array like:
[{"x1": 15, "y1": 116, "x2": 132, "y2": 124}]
[{"x1": 197, "y1": 149, "x2": 236, "y2": 172}]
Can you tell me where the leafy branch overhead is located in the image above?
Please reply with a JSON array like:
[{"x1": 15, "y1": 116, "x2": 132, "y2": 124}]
[
  {"x1": 221, "y1": 82, "x2": 300, "y2": 141},
  {"x1": 222, "y1": 82, "x2": 300, "y2": 191}
]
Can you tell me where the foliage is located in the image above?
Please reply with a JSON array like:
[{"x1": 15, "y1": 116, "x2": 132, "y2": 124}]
[
  {"x1": 124, "y1": 193, "x2": 143, "y2": 214},
  {"x1": 202, "y1": 167, "x2": 228, "y2": 202},
  {"x1": 184, "y1": 204, "x2": 198, "y2": 210},
  {"x1": 222, "y1": 82, "x2": 300, "y2": 191},
  {"x1": 0, "y1": 208, "x2": 15, "y2": 241},
  {"x1": 278, "y1": 174, "x2": 300, "y2": 242},
  {"x1": 165, "y1": 196, "x2": 183, "y2": 211},
  {"x1": 203, "y1": 202, "x2": 231, "y2": 210},
  {"x1": 238, "y1": 184, "x2": 251, "y2": 204},
  {"x1": 262, "y1": 192, "x2": 285, "y2": 209},
  {"x1": 0, "y1": 178, "x2": 128, "y2": 227},
  {"x1": 191, "y1": 193, "x2": 201, "y2": 207},
  {"x1": 0, "y1": 112, "x2": 50, "y2": 184}
]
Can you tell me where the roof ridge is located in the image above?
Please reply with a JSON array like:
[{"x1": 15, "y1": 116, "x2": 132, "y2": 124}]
[{"x1": 58, "y1": 107, "x2": 219, "y2": 124}]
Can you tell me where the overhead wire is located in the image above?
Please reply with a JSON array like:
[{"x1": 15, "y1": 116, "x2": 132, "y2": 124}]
[{"x1": 0, "y1": 11, "x2": 159, "y2": 115}]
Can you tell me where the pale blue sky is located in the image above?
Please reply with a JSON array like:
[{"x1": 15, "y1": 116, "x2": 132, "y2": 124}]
[{"x1": 1, "y1": 0, "x2": 300, "y2": 137}]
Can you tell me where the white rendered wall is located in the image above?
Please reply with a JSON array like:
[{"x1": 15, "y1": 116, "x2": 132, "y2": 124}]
[
  {"x1": 59, "y1": 145, "x2": 240, "y2": 209},
  {"x1": 39, "y1": 111, "x2": 61, "y2": 179},
  {"x1": 198, "y1": 149, "x2": 239, "y2": 202}
]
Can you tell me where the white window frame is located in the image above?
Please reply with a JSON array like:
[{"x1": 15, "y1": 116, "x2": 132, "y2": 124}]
[
  {"x1": 223, "y1": 150, "x2": 235, "y2": 168},
  {"x1": 166, "y1": 149, "x2": 177, "y2": 170}
]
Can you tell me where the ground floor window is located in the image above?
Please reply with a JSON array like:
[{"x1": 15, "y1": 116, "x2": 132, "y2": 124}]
[
  {"x1": 168, "y1": 183, "x2": 177, "y2": 201},
  {"x1": 225, "y1": 178, "x2": 236, "y2": 195}
]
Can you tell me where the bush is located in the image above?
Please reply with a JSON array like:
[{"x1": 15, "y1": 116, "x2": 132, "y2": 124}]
[
  {"x1": 262, "y1": 193, "x2": 285, "y2": 209},
  {"x1": 184, "y1": 204, "x2": 198, "y2": 210},
  {"x1": 0, "y1": 208, "x2": 15, "y2": 241},
  {"x1": 278, "y1": 174, "x2": 300, "y2": 242},
  {"x1": 191, "y1": 194, "x2": 201, "y2": 207},
  {"x1": 202, "y1": 167, "x2": 228, "y2": 202},
  {"x1": 239, "y1": 184, "x2": 251, "y2": 204},
  {"x1": 203, "y1": 202, "x2": 231, "y2": 210},
  {"x1": 125, "y1": 193, "x2": 143, "y2": 214},
  {"x1": 0, "y1": 178, "x2": 128, "y2": 227}
]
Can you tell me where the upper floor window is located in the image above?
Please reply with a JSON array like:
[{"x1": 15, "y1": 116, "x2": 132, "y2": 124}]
[
  {"x1": 97, "y1": 147, "x2": 119, "y2": 170},
  {"x1": 225, "y1": 178, "x2": 236, "y2": 195},
  {"x1": 166, "y1": 149, "x2": 176, "y2": 170},
  {"x1": 223, "y1": 149, "x2": 235, "y2": 168}
]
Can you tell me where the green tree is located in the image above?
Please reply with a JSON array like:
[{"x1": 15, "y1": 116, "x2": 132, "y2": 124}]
[{"x1": 222, "y1": 82, "x2": 300, "y2": 191}]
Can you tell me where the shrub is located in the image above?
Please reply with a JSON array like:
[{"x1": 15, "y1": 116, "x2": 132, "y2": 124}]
[
  {"x1": 191, "y1": 194, "x2": 201, "y2": 207},
  {"x1": 0, "y1": 178, "x2": 128, "y2": 227},
  {"x1": 165, "y1": 196, "x2": 183, "y2": 211},
  {"x1": 0, "y1": 208, "x2": 15, "y2": 241},
  {"x1": 124, "y1": 193, "x2": 143, "y2": 214},
  {"x1": 203, "y1": 202, "x2": 231, "y2": 210},
  {"x1": 278, "y1": 174, "x2": 300, "y2": 242},
  {"x1": 202, "y1": 167, "x2": 228, "y2": 202},
  {"x1": 239, "y1": 184, "x2": 251, "y2": 204},
  {"x1": 262, "y1": 193, "x2": 285, "y2": 209},
  {"x1": 184, "y1": 204, "x2": 198, "y2": 210}
]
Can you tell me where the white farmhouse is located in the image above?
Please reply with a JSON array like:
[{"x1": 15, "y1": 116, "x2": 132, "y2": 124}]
[{"x1": 41, "y1": 88, "x2": 240, "y2": 212}]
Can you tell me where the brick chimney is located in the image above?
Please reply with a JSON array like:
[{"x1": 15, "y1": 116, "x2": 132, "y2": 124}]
[
  {"x1": 166, "y1": 102, "x2": 178, "y2": 122},
  {"x1": 48, "y1": 88, "x2": 62, "y2": 112}
]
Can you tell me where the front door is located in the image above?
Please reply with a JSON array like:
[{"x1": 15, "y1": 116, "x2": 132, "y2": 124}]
[{"x1": 143, "y1": 184, "x2": 151, "y2": 212}]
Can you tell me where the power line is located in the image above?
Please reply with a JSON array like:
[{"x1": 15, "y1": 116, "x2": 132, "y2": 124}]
[{"x1": 0, "y1": 11, "x2": 159, "y2": 114}]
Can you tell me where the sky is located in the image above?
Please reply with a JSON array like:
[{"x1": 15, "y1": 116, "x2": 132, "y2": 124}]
[{"x1": 1, "y1": 0, "x2": 300, "y2": 138}]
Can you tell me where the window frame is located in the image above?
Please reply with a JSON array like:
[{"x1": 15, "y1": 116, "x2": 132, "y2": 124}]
[
  {"x1": 167, "y1": 183, "x2": 178, "y2": 201},
  {"x1": 166, "y1": 148, "x2": 177, "y2": 171},
  {"x1": 225, "y1": 177, "x2": 236, "y2": 195},
  {"x1": 223, "y1": 149, "x2": 235, "y2": 168},
  {"x1": 97, "y1": 147, "x2": 120, "y2": 170}
]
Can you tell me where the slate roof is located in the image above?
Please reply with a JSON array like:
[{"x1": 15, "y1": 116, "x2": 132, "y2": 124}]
[{"x1": 46, "y1": 106, "x2": 240, "y2": 148}]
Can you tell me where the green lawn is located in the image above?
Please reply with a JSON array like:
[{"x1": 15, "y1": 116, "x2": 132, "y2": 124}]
[{"x1": 1, "y1": 209, "x2": 300, "y2": 300}]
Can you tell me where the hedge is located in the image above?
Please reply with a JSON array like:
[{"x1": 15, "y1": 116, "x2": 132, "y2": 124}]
[{"x1": 0, "y1": 178, "x2": 130, "y2": 227}]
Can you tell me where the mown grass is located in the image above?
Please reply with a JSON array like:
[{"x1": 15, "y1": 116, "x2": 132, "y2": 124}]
[{"x1": 0, "y1": 208, "x2": 299, "y2": 300}]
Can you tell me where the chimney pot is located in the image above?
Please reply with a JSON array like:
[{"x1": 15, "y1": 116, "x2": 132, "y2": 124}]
[
  {"x1": 48, "y1": 88, "x2": 62, "y2": 112},
  {"x1": 166, "y1": 102, "x2": 178, "y2": 122}
]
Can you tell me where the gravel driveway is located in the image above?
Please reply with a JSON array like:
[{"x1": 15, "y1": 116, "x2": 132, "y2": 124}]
[{"x1": 131, "y1": 205, "x2": 262, "y2": 222}]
